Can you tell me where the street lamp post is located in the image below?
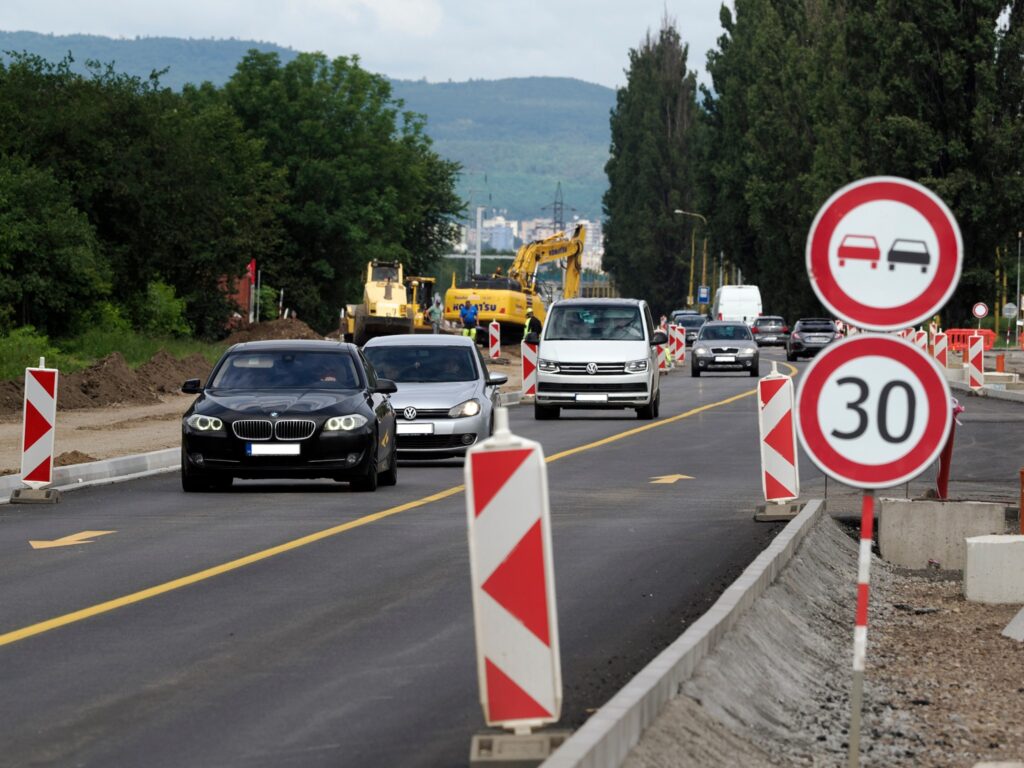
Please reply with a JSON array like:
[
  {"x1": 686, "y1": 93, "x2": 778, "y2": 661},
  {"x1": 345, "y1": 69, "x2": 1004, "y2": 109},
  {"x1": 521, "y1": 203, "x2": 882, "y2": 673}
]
[
  {"x1": 674, "y1": 209, "x2": 707, "y2": 309},
  {"x1": 1017, "y1": 231, "x2": 1022, "y2": 348}
]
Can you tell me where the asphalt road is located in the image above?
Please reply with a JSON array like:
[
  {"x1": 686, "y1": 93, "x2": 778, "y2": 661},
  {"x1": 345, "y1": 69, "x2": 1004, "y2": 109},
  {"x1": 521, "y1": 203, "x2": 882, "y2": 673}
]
[{"x1": 3, "y1": 347, "x2": 1017, "y2": 768}]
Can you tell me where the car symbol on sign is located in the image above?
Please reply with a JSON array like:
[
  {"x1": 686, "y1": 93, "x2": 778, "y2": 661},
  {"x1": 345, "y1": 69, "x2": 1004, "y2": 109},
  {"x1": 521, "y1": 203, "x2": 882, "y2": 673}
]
[
  {"x1": 887, "y1": 239, "x2": 930, "y2": 273},
  {"x1": 837, "y1": 235, "x2": 881, "y2": 268}
]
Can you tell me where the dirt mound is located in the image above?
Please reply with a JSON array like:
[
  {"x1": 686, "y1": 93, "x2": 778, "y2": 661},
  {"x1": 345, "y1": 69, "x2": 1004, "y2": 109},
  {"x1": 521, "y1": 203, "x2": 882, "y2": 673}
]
[
  {"x1": 0, "y1": 378, "x2": 23, "y2": 418},
  {"x1": 55, "y1": 450, "x2": 97, "y2": 466},
  {"x1": 223, "y1": 318, "x2": 322, "y2": 345},
  {"x1": 136, "y1": 350, "x2": 213, "y2": 394},
  {"x1": 61, "y1": 353, "x2": 159, "y2": 409}
]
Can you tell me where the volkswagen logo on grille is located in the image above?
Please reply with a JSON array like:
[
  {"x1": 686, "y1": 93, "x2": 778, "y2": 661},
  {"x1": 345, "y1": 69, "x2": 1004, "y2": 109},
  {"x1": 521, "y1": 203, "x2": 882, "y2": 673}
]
[
  {"x1": 586, "y1": 362, "x2": 599, "y2": 375},
  {"x1": 403, "y1": 406, "x2": 418, "y2": 420}
]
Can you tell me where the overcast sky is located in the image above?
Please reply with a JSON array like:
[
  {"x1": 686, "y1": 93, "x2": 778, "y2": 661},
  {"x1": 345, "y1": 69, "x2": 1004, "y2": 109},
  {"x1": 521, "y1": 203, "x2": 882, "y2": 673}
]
[{"x1": 3, "y1": 1, "x2": 730, "y2": 88}]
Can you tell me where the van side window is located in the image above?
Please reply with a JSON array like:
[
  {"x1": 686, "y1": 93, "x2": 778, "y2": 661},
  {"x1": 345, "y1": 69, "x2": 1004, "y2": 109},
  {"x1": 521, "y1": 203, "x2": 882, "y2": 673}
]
[{"x1": 642, "y1": 305, "x2": 655, "y2": 339}]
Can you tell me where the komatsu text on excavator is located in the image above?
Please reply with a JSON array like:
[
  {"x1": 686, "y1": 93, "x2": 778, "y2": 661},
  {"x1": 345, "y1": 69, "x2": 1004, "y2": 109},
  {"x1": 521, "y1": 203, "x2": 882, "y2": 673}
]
[{"x1": 444, "y1": 224, "x2": 586, "y2": 336}]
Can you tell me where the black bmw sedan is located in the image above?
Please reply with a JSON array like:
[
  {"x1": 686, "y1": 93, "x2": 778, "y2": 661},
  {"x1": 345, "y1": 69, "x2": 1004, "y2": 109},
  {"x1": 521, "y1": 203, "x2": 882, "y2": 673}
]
[{"x1": 180, "y1": 340, "x2": 398, "y2": 492}]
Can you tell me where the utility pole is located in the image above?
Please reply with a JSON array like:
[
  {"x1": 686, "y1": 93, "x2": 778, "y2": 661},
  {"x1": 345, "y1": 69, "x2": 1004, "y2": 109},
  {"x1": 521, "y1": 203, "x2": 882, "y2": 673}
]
[
  {"x1": 474, "y1": 206, "x2": 484, "y2": 275},
  {"x1": 1017, "y1": 231, "x2": 1022, "y2": 348},
  {"x1": 674, "y1": 210, "x2": 707, "y2": 309}
]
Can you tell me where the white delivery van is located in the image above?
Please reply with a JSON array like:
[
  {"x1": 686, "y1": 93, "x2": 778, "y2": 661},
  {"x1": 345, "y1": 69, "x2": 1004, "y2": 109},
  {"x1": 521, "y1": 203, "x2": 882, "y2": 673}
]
[
  {"x1": 534, "y1": 298, "x2": 668, "y2": 420},
  {"x1": 711, "y1": 285, "x2": 763, "y2": 323}
]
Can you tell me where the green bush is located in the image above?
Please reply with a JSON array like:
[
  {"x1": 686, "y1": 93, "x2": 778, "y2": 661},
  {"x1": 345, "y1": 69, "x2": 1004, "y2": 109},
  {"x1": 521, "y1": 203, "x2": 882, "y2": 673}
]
[
  {"x1": 0, "y1": 326, "x2": 69, "y2": 379},
  {"x1": 140, "y1": 281, "x2": 191, "y2": 337}
]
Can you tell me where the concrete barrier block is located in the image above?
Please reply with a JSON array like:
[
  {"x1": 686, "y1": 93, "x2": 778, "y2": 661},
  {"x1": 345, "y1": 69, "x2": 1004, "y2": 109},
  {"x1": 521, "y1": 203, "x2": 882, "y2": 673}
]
[
  {"x1": 879, "y1": 499, "x2": 1006, "y2": 570},
  {"x1": 965, "y1": 535, "x2": 1024, "y2": 604}
]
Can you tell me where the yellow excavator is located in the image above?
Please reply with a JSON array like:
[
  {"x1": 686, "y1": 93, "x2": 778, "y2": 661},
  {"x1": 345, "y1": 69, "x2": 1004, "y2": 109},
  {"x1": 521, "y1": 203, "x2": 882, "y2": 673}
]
[
  {"x1": 344, "y1": 261, "x2": 415, "y2": 344},
  {"x1": 444, "y1": 224, "x2": 586, "y2": 334}
]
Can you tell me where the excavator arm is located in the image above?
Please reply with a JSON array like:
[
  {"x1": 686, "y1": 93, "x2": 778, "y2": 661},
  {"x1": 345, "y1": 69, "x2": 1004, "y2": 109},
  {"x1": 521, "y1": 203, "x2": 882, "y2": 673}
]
[{"x1": 507, "y1": 224, "x2": 587, "y2": 297}]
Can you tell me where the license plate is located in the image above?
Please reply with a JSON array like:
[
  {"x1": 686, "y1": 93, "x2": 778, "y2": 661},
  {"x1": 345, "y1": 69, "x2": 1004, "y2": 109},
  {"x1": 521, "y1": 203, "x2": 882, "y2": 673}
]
[
  {"x1": 763, "y1": 335, "x2": 777, "y2": 341},
  {"x1": 715, "y1": 355, "x2": 736, "y2": 363},
  {"x1": 575, "y1": 393, "x2": 608, "y2": 403},
  {"x1": 247, "y1": 443, "x2": 300, "y2": 456},
  {"x1": 397, "y1": 422, "x2": 434, "y2": 435}
]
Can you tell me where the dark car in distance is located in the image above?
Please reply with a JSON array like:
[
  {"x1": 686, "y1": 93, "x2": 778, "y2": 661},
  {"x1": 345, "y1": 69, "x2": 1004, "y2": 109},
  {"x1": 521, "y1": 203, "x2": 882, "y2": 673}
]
[
  {"x1": 180, "y1": 340, "x2": 398, "y2": 492},
  {"x1": 674, "y1": 314, "x2": 707, "y2": 346},
  {"x1": 786, "y1": 318, "x2": 840, "y2": 361},
  {"x1": 750, "y1": 316, "x2": 789, "y2": 346}
]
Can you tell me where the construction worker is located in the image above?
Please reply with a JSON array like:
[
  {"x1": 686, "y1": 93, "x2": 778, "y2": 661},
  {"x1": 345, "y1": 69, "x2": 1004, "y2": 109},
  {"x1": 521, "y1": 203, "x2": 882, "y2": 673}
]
[
  {"x1": 523, "y1": 307, "x2": 542, "y2": 340},
  {"x1": 460, "y1": 301, "x2": 479, "y2": 340},
  {"x1": 427, "y1": 295, "x2": 444, "y2": 334}
]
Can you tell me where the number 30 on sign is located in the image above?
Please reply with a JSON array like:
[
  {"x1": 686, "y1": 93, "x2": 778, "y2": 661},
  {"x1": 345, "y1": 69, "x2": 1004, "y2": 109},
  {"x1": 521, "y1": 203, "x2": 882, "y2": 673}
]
[{"x1": 796, "y1": 335, "x2": 952, "y2": 489}]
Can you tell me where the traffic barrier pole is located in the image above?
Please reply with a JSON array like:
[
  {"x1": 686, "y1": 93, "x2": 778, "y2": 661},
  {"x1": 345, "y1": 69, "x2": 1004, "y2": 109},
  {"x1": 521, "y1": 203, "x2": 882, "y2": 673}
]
[
  {"x1": 757, "y1": 362, "x2": 799, "y2": 503},
  {"x1": 465, "y1": 407, "x2": 561, "y2": 734},
  {"x1": 968, "y1": 334, "x2": 984, "y2": 390},
  {"x1": 489, "y1": 321, "x2": 501, "y2": 360},
  {"x1": 20, "y1": 358, "x2": 59, "y2": 489},
  {"x1": 673, "y1": 324, "x2": 686, "y2": 365},
  {"x1": 936, "y1": 421, "x2": 956, "y2": 499},
  {"x1": 521, "y1": 341, "x2": 537, "y2": 398},
  {"x1": 657, "y1": 344, "x2": 667, "y2": 374},
  {"x1": 913, "y1": 330, "x2": 928, "y2": 353},
  {"x1": 997, "y1": 353, "x2": 1005, "y2": 373},
  {"x1": 848, "y1": 490, "x2": 875, "y2": 768},
  {"x1": 932, "y1": 332, "x2": 948, "y2": 368}
]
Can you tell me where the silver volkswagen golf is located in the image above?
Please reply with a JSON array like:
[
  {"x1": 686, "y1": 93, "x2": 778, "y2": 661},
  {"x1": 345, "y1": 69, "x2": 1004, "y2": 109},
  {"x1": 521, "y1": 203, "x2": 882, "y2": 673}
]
[{"x1": 362, "y1": 334, "x2": 508, "y2": 458}]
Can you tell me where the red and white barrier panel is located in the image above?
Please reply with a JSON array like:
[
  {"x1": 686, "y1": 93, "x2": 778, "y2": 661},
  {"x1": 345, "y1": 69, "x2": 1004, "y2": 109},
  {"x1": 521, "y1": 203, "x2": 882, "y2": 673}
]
[
  {"x1": 21, "y1": 361, "x2": 59, "y2": 488},
  {"x1": 521, "y1": 341, "x2": 537, "y2": 398},
  {"x1": 657, "y1": 344, "x2": 668, "y2": 373},
  {"x1": 968, "y1": 334, "x2": 984, "y2": 390},
  {"x1": 913, "y1": 330, "x2": 928, "y2": 353},
  {"x1": 667, "y1": 324, "x2": 680, "y2": 362},
  {"x1": 757, "y1": 365, "x2": 799, "y2": 503},
  {"x1": 932, "y1": 332, "x2": 948, "y2": 368},
  {"x1": 489, "y1": 321, "x2": 501, "y2": 360},
  {"x1": 671, "y1": 324, "x2": 686, "y2": 364},
  {"x1": 466, "y1": 409, "x2": 561, "y2": 732}
]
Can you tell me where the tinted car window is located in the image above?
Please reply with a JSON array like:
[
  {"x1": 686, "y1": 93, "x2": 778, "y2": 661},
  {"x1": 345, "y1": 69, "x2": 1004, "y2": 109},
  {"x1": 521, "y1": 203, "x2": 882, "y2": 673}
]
[
  {"x1": 796, "y1": 321, "x2": 836, "y2": 332},
  {"x1": 545, "y1": 305, "x2": 645, "y2": 341},
  {"x1": 754, "y1": 316, "x2": 785, "y2": 326},
  {"x1": 678, "y1": 316, "x2": 707, "y2": 329},
  {"x1": 699, "y1": 324, "x2": 753, "y2": 341},
  {"x1": 212, "y1": 351, "x2": 360, "y2": 390},
  {"x1": 364, "y1": 345, "x2": 479, "y2": 383}
]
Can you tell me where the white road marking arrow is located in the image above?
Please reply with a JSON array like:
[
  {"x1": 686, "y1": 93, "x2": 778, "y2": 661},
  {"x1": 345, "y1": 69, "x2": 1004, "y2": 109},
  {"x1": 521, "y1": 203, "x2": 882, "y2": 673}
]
[
  {"x1": 649, "y1": 474, "x2": 694, "y2": 484},
  {"x1": 30, "y1": 531, "x2": 117, "y2": 550}
]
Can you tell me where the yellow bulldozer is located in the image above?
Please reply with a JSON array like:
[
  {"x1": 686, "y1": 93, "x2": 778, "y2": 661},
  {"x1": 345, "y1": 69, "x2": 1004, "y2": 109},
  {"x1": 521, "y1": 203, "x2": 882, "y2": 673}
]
[{"x1": 343, "y1": 262, "x2": 441, "y2": 344}]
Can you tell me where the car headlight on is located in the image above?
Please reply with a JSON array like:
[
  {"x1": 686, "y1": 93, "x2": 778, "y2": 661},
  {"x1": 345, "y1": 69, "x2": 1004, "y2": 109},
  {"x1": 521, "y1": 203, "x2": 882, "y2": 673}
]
[
  {"x1": 449, "y1": 399, "x2": 482, "y2": 418},
  {"x1": 625, "y1": 359, "x2": 649, "y2": 372},
  {"x1": 324, "y1": 414, "x2": 368, "y2": 431},
  {"x1": 186, "y1": 414, "x2": 224, "y2": 432},
  {"x1": 739, "y1": 348, "x2": 756, "y2": 356},
  {"x1": 538, "y1": 359, "x2": 559, "y2": 372},
  {"x1": 694, "y1": 347, "x2": 710, "y2": 356}
]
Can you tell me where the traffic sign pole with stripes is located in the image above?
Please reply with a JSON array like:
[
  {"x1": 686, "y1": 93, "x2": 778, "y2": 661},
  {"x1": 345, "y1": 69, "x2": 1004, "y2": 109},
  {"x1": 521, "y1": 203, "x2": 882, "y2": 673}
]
[
  {"x1": 21, "y1": 360, "x2": 59, "y2": 489},
  {"x1": 521, "y1": 341, "x2": 537, "y2": 398},
  {"x1": 932, "y1": 331, "x2": 948, "y2": 368},
  {"x1": 757, "y1": 363, "x2": 799, "y2": 503},
  {"x1": 489, "y1": 321, "x2": 501, "y2": 360},
  {"x1": 465, "y1": 407, "x2": 561, "y2": 733},
  {"x1": 968, "y1": 334, "x2": 984, "y2": 390}
]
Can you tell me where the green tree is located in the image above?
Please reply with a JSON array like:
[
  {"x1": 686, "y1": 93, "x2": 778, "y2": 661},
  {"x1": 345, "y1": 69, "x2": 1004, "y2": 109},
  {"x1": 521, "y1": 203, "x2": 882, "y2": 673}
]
[
  {"x1": 224, "y1": 51, "x2": 462, "y2": 331},
  {"x1": 603, "y1": 21, "x2": 699, "y2": 315}
]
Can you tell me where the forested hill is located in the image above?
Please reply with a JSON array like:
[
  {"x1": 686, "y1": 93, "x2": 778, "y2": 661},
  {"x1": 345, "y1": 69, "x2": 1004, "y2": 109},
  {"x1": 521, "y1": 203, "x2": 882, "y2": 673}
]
[{"x1": 0, "y1": 30, "x2": 613, "y2": 220}]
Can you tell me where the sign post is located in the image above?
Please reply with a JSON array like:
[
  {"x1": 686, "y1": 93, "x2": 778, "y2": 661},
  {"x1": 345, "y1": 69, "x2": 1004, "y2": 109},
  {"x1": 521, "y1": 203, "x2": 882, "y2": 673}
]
[
  {"x1": 972, "y1": 302, "x2": 989, "y2": 330},
  {"x1": 12, "y1": 358, "x2": 61, "y2": 504},
  {"x1": 803, "y1": 176, "x2": 961, "y2": 767}
]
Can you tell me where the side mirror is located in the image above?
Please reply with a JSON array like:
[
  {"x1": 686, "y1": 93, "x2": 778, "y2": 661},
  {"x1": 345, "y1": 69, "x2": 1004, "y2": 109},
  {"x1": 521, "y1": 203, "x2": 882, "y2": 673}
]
[
  {"x1": 524, "y1": 331, "x2": 540, "y2": 345},
  {"x1": 488, "y1": 373, "x2": 509, "y2": 386},
  {"x1": 182, "y1": 378, "x2": 203, "y2": 394},
  {"x1": 651, "y1": 331, "x2": 668, "y2": 346},
  {"x1": 374, "y1": 378, "x2": 398, "y2": 395}
]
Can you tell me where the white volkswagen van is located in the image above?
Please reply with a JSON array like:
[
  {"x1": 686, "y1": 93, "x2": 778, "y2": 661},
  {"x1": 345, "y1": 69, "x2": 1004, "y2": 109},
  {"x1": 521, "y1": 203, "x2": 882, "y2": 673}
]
[
  {"x1": 711, "y1": 285, "x2": 763, "y2": 323},
  {"x1": 534, "y1": 298, "x2": 667, "y2": 420}
]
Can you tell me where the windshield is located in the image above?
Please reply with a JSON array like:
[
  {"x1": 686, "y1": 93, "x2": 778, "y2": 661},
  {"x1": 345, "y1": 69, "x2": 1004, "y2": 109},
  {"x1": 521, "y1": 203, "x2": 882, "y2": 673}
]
[
  {"x1": 678, "y1": 317, "x2": 707, "y2": 329},
  {"x1": 699, "y1": 324, "x2": 753, "y2": 341},
  {"x1": 545, "y1": 305, "x2": 644, "y2": 341},
  {"x1": 364, "y1": 345, "x2": 479, "y2": 383},
  {"x1": 211, "y1": 351, "x2": 361, "y2": 390},
  {"x1": 797, "y1": 321, "x2": 836, "y2": 332},
  {"x1": 371, "y1": 265, "x2": 399, "y2": 282}
]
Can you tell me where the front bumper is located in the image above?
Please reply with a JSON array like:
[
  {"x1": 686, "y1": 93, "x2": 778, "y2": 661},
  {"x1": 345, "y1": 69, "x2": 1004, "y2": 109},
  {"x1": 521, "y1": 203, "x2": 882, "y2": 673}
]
[
  {"x1": 394, "y1": 411, "x2": 489, "y2": 456},
  {"x1": 536, "y1": 371, "x2": 652, "y2": 408},
  {"x1": 182, "y1": 427, "x2": 374, "y2": 479},
  {"x1": 692, "y1": 353, "x2": 758, "y2": 371}
]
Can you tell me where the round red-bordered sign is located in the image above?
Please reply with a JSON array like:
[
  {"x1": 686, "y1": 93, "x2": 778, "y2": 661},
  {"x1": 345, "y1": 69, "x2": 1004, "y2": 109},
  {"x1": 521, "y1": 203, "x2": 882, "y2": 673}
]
[
  {"x1": 796, "y1": 334, "x2": 952, "y2": 488},
  {"x1": 806, "y1": 177, "x2": 962, "y2": 332},
  {"x1": 972, "y1": 302, "x2": 989, "y2": 319}
]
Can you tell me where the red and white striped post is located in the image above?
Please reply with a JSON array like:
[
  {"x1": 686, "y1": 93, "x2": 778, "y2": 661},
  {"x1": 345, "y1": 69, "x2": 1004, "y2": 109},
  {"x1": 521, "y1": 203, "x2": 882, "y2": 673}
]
[
  {"x1": 656, "y1": 343, "x2": 668, "y2": 374},
  {"x1": 913, "y1": 329, "x2": 928, "y2": 353},
  {"x1": 932, "y1": 331, "x2": 948, "y2": 368},
  {"x1": 848, "y1": 490, "x2": 876, "y2": 767},
  {"x1": 671, "y1": 324, "x2": 686, "y2": 365},
  {"x1": 968, "y1": 333, "x2": 984, "y2": 390},
  {"x1": 757, "y1": 362, "x2": 799, "y2": 503},
  {"x1": 667, "y1": 324, "x2": 680, "y2": 362},
  {"x1": 466, "y1": 408, "x2": 561, "y2": 733},
  {"x1": 20, "y1": 358, "x2": 59, "y2": 489},
  {"x1": 489, "y1": 321, "x2": 501, "y2": 360},
  {"x1": 521, "y1": 340, "x2": 538, "y2": 398}
]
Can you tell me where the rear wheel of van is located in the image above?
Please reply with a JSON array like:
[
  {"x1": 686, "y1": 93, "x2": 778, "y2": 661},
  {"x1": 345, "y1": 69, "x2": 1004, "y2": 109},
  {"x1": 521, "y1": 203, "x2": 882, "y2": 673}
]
[{"x1": 534, "y1": 403, "x2": 560, "y2": 420}]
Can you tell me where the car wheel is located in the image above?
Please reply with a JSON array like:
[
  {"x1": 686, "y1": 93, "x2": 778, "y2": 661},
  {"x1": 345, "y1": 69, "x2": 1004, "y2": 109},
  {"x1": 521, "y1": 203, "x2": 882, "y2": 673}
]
[
  {"x1": 534, "y1": 403, "x2": 559, "y2": 420},
  {"x1": 637, "y1": 391, "x2": 658, "y2": 420},
  {"x1": 786, "y1": 349, "x2": 796, "y2": 362},
  {"x1": 351, "y1": 443, "x2": 379, "y2": 492},
  {"x1": 379, "y1": 445, "x2": 398, "y2": 487},
  {"x1": 691, "y1": 365, "x2": 701, "y2": 378}
]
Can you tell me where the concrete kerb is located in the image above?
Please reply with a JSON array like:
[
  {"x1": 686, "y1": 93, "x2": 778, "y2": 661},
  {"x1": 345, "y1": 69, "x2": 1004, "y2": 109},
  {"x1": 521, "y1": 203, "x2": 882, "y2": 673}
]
[
  {"x1": 541, "y1": 499, "x2": 825, "y2": 768},
  {"x1": 948, "y1": 378, "x2": 1024, "y2": 404},
  {"x1": 0, "y1": 448, "x2": 178, "y2": 504}
]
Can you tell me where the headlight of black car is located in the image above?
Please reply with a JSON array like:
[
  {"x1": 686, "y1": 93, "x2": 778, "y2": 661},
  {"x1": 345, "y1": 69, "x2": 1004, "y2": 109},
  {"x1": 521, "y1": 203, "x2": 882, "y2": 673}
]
[
  {"x1": 185, "y1": 414, "x2": 225, "y2": 433},
  {"x1": 324, "y1": 414, "x2": 369, "y2": 432}
]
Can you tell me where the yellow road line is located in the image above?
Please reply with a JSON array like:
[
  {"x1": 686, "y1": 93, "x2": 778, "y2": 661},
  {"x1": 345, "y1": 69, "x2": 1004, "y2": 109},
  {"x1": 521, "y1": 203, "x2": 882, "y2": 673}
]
[{"x1": 1, "y1": 368, "x2": 796, "y2": 648}]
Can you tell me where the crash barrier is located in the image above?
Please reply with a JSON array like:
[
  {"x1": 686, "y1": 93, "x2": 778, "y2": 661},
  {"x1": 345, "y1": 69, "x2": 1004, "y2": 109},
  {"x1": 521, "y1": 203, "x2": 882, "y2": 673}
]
[
  {"x1": 968, "y1": 334, "x2": 985, "y2": 390},
  {"x1": 946, "y1": 328, "x2": 995, "y2": 351},
  {"x1": 657, "y1": 344, "x2": 667, "y2": 373},
  {"x1": 540, "y1": 500, "x2": 825, "y2": 768},
  {"x1": 913, "y1": 330, "x2": 929, "y2": 353},
  {"x1": 489, "y1": 321, "x2": 500, "y2": 360},
  {"x1": 932, "y1": 332, "x2": 948, "y2": 367},
  {"x1": 670, "y1": 325, "x2": 686, "y2": 364},
  {"x1": 465, "y1": 408, "x2": 561, "y2": 731},
  {"x1": 757, "y1": 366, "x2": 799, "y2": 503},
  {"x1": 521, "y1": 341, "x2": 538, "y2": 398},
  {"x1": 20, "y1": 360, "x2": 59, "y2": 489}
]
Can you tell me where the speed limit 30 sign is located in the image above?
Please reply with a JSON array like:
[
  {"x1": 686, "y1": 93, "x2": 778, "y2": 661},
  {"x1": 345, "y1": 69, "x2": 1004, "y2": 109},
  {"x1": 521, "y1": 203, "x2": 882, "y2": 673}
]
[{"x1": 796, "y1": 334, "x2": 952, "y2": 488}]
